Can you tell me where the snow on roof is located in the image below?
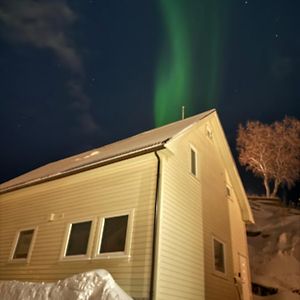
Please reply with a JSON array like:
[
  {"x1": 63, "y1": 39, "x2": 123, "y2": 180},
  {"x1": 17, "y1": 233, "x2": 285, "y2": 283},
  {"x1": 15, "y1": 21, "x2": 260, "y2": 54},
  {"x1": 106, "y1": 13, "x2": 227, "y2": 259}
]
[{"x1": 0, "y1": 109, "x2": 215, "y2": 193}]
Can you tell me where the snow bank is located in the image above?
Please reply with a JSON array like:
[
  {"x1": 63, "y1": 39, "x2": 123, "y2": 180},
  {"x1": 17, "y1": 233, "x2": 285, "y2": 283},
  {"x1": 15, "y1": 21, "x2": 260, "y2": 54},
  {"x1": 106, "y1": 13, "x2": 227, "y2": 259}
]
[
  {"x1": 253, "y1": 291, "x2": 300, "y2": 300},
  {"x1": 0, "y1": 269, "x2": 133, "y2": 300},
  {"x1": 247, "y1": 199, "x2": 300, "y2": 298}
]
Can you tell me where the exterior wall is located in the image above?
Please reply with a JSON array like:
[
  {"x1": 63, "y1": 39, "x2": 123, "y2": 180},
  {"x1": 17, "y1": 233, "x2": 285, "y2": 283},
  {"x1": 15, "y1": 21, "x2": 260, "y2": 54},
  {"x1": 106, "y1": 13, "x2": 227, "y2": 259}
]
[
  {"x1": 0, "y1": 153, "x2": 158, "y2": 299},
  {"x1": 210, "y1": 114, "x2": 253, "y2": 300},
  {"x1": 228, "y1": 186, "x2": 252, "y2": 299},
  {"x1": 154, "y1": 117, "x2": 238, "y2": 300}
]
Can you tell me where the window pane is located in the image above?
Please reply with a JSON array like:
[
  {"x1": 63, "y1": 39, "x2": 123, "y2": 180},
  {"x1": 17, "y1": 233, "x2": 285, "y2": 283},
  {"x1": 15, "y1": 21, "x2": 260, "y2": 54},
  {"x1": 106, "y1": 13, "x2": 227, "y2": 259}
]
[
  {"x1": 214, "y1": 239, "x2": 225, "y2": 273},
  {"x1": 13, "y1": 230, "x2": 34, "y2": 259},
  {"x1": 66, "y1": 221, "x2": 92, "y2": 256},
  {"x1": 100, "y1": 215, "x2": 128, "y2": 253},
  {"x1": 191, "y1": 149, "x2": 196, "y2": 175}
]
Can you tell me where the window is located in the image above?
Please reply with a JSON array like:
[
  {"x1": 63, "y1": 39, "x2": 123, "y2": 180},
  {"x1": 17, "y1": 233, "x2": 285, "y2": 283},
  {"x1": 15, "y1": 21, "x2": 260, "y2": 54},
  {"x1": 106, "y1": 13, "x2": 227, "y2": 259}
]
[
  {"x1": 226, "y1": 186, "x2": 231, "y2": 197},
  {"x1": 190, "y1": 147, "x2": 197, "y2": 176},
  {"x1": 62, "y1": 220, "x2": 93, "y2": 258},
  {"x1": 225, "y1": 171, "x2": 233, "y2": 200},
  {"x1": 100, "y1": 215, "x2": 128, "y2": 253},
  {"x1": 96, "y1": 213, "x2": 132, "y2": 257},
  {"x1": 206, "y1": 124, "x2": 213, "y2": 140},
  {"x1": 213, "y1": 238, "x2": 226, "y2": 274},
  {"x1": 11, "y1": 228, "x2": 36, "y2": 262}
]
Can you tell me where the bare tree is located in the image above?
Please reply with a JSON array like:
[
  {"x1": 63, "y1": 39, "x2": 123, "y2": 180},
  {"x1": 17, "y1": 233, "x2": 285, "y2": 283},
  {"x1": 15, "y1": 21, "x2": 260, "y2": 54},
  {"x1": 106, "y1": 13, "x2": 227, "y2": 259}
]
[{"x1": 237, "y1": 117, "x2": 300, "y2": 197}]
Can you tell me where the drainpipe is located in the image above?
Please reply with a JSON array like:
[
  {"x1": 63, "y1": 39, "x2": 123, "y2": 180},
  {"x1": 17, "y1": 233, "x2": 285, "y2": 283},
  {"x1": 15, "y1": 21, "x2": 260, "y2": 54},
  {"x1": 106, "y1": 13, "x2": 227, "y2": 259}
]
[{"x1": 149, "y1": 151, "x2": 161, "y2": 300}]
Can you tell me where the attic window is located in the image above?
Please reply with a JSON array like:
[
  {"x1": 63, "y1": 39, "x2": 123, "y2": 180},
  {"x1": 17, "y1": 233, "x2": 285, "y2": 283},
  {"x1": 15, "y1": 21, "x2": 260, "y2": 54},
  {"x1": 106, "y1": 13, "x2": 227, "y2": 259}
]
[
  {"x1": 64, "y1": 220, "x2": 92, "y2": 257},
  {"x1": 190, "y1": 146, "x2": 197, "y2": 176},
  {"x1": 213, "y1": 237, "x2": 226, "y2": 275},
  {"x1": 12, "y1": 228, "x2": 36, "y2": 261},
  {"x1": 96, "y1": 212, "x2": 133, "y2": 257},
  {"x1": 226, "y1": 186, "x2": 231, "y2": 197},
  {"x1": 206, "y1": 124, "x2": 213, "y2": 139}
]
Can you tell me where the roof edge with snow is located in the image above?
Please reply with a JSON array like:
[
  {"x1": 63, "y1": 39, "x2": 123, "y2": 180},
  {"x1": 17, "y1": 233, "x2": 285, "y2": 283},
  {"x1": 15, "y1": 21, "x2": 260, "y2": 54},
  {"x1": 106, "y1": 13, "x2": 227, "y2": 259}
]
[{"x1": 0, "y1": 109, "x2": 215, "y2": 194}]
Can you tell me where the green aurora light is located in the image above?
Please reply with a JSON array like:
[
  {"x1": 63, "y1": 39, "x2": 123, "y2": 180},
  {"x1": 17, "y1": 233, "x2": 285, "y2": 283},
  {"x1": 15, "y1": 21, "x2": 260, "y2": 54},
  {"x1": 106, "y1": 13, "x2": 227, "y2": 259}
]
[{"x1": 154, "y1": 0, "x2": 228, "y2": 126}]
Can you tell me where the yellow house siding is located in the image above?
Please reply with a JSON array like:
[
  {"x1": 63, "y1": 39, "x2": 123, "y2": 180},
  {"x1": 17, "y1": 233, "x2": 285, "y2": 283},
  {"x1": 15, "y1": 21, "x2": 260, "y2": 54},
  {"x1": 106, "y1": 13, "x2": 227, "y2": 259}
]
[
  {"x1": 0, "y1": 153, "x2": 158, "y2": 299},
  {"x1": 227, "y1": 188, "x2": 253, "y2": 300},
  {"x1": 199, "y1": 118, "x2": 237, "y2": 300},
  {"x1": 155, "y1": 117, "x2": 237, "y2": 300},
  {"x1": 154, "y1": 137, "x2": 205, "y2": 299},
  {"x1": 228, "y1": 188, "x2": 249, "y2": 271}
]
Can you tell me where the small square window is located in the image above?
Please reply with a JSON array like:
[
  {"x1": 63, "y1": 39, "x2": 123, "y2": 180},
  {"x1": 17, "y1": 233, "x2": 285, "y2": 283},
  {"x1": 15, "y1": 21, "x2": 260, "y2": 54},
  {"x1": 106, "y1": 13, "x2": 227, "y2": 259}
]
[
  {"x1": 190, "y1": 148, "x2": 197, "y2": 176},
  {"x1": 99, "y1": 215, "x2": 129, "y2": 254},
  {"x1": 206, "y1": 124, "x2": 213, "y2": 139},
  {"x1": 66, "y1": 221, "x2": 92, "y2": 256},
  {"x1": 13, "y1": 229, "x2": 35, "y2": 260},
  {"x1": 213, "y1": 238, "x2": 225, "y2": 274},
  {"x1": 226, "y1": 186, "x2": 231, "y2": 197}
]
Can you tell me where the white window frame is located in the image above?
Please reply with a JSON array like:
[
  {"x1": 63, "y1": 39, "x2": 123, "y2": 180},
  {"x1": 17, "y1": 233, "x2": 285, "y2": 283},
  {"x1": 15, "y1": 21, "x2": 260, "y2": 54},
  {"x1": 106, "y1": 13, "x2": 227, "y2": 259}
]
[
  {"x1": 10, "y1": 227, "x2": 38, "y2": 263},
  {"x1": 212, "y1": 236, "x2": 227, "y2": 278},
  {"x1": 189, "y1": 144, "x2": 198, "y2": 177},
  {"x1": 60, "y1": 218, "x2": 95, "y2": 261},
  {"x1": 94, "y1": 210, "x2": 134, "y2": 259}
]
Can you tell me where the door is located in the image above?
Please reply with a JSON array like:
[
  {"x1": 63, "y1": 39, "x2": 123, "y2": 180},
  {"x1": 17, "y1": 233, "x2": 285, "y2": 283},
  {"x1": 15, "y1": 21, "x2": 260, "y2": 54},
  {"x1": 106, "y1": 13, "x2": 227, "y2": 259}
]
[{"x1": 238, "y1": 253, "x2": 252, "y2": 300}]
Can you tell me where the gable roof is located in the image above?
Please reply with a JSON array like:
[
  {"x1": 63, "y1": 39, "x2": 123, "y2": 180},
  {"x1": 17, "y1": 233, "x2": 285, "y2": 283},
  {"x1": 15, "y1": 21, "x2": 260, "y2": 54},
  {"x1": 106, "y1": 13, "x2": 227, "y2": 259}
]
[{"x1": 0, "y1": 109, "x2": 215, "y2": 193}]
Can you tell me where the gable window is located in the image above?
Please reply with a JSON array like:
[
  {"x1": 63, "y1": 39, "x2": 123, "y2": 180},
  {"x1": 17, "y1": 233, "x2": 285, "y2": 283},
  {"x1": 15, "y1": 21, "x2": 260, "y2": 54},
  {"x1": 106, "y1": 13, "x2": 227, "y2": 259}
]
[
  {"x1": 226, "y1": 186, "x2": 231, "y2": 197},
  {"x1": 190, "y1": 146, "x2": 197, "y2": 176},
  {"x1": 11, "y1": 228, "x2": 36, "y2": 261},
  {"x1": 206, "y1": 124, "x2": 213, "y2": 140},
  {"x1": 213, "y1": 237, "x2": 226, "y2": 274},
  {"x1": 63, "y1": 220, "x2": 93, "y2": 258},
  {"x1": 96, "y1": 212, "x2": 133, "y2": 257}
]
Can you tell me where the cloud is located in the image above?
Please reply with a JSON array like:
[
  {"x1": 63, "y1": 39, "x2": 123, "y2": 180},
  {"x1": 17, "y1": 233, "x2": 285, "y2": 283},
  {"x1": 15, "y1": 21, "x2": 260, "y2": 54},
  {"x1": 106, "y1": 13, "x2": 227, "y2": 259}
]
[
  {"x1": 0, "y1": 0, "x2": 100, "y2": 134},
  {"x1": 0, "y1": 0, "x2": 82, "y2": 73},
  {"x1": 67, "y1": 80, "x2": 100, "y2": 135}
]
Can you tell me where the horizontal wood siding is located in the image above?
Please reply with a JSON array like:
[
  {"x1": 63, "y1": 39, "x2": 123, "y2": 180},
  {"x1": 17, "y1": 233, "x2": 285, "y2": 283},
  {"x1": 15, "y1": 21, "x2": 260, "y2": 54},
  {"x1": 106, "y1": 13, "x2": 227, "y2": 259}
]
[
  {"x1": 199, "y1": 125, "x2": 236, "y2": 300},
  {"x1": 155, "y1": 116, "x2": 237, "y2": 299},
  {"x1": 0, "y1": 153, "x2": 158, "y2": 299},
  {"x1": 155, "y1": 136, "x2": 205, "y2": 299}
]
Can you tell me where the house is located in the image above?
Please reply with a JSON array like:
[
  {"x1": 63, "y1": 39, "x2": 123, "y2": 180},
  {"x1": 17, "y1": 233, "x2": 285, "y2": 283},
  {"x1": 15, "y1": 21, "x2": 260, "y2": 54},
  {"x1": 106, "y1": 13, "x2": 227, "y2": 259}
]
[{"x1": 0, "y1": 109, "x2": 254, "y2": 300}]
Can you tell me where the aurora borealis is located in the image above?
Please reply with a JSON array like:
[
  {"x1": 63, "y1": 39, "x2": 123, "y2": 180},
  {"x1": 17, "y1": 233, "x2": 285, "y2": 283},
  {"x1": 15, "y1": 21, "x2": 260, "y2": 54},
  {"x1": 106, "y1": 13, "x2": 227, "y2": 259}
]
[
  {"x1": 154, "y1": 0, "x2": 228, "y2": 126},
  {"x1": 0, "y1": 0, "x2": 299, "y2": 197},
  {"x1": 154, "y1": 0, "x2": 192, "y2": 126}
]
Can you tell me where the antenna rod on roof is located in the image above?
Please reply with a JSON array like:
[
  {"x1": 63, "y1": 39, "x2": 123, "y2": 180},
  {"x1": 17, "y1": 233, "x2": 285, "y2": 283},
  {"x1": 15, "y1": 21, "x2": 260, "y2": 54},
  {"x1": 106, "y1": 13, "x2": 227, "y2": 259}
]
[{"x1": 181, "y1": 106, "x2": 185, "y2": 120}]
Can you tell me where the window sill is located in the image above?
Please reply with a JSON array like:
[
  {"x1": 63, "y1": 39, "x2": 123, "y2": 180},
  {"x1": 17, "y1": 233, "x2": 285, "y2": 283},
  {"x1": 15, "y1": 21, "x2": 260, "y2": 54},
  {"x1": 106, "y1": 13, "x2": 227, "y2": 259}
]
[
  {"x1": 212, "y1": 270, "x2": 228, "y2": 280},
  {"x1": 59, "y1": 255, "x2": 92, "y2": 262},
  {"x1": 7, "y1": 258, "x2": 30, "y2": 264},
  {"x1": 94, "y1": 253, "x2": 131, "y2": 260}
]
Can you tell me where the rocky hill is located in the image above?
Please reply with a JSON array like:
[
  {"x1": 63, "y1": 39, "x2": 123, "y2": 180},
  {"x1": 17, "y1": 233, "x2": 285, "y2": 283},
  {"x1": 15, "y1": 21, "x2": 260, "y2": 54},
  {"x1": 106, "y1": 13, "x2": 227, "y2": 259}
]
[{"x1": 247, "y1": 198, "x2": 300, "y2": 299}]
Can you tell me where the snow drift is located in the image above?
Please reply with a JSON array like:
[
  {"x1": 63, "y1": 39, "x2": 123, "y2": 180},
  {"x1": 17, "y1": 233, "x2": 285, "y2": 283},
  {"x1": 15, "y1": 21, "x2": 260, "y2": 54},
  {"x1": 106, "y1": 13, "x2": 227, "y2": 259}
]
[
  {"x1": 0, "y1": 269, "x2": 133, "y2": 300},
  {"x1": 247, "y1": 198, "x2": 300, "y2": 299}
]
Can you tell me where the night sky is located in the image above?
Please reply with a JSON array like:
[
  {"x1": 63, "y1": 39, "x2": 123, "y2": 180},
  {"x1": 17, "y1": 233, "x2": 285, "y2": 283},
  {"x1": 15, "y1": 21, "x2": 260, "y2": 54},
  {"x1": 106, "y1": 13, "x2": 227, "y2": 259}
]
[{"x1": 0, "y1": 0, "x2": 299, "y2": 198}]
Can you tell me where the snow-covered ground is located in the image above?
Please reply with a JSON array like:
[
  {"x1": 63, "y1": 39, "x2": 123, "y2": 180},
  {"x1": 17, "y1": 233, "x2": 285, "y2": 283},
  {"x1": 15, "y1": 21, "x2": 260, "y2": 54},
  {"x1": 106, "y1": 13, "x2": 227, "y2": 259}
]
[
  {"x1": 247, "y1": 199, "x2": 300, "y2": 299},
  {"x1": 0, "y1": 269, "x2": 133, "y2": 300}
]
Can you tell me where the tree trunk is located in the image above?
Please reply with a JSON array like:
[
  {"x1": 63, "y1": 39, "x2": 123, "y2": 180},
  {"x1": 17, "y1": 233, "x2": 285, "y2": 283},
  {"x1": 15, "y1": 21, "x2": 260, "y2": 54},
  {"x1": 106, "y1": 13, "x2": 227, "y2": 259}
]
[
  {"x1": 264, "y1": 177, "x2": 270, "y2": 197},
  {"x1": 271, "y1": 179, "x2": 280, "y2": 198}
]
